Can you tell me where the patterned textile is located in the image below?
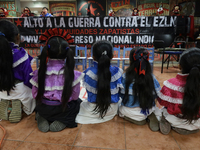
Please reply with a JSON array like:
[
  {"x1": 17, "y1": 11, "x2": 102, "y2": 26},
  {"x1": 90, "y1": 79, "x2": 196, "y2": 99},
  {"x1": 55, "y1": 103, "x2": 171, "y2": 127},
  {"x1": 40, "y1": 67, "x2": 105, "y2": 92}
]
[
  {"x1": 83, "y1": 61, "x2": 123, "y2": 103},
  {"x1": 31, "y1": 59, "x2": 84, "y2": 104}
]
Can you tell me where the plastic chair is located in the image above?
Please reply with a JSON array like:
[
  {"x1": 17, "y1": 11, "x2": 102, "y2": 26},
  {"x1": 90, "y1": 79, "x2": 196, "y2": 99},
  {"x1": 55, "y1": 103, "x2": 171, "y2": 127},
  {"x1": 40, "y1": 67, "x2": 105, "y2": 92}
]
[
  {"x1": 122, "y1": 47, "x2": 132, "y2": 70},
  {"x1": 111, "y1": 46, "x2": 121, "y2": 67},
  {"x1": 74, "y1": 45, "x2": 87, "y2": 70},
  {"x1": 88, "y1": 46, "x2": 93, "y2": 68},
  {"x1": 146, "y1": 47, "x2": 155, "y2": 71}
]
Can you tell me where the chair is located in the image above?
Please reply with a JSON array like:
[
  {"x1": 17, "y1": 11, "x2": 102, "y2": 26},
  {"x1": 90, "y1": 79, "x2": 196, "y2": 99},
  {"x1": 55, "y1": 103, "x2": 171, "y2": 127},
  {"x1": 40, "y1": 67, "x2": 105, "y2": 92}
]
[
  {"x1": 154, "y1": 34, "x2": 185, "y2": 73},
  {"x1": 74, "y1": 45, "x2": 87, "y2": 70},
  {"x1": 122, "y1": 47, "x2": 132, "y2": 70},
  {"x1": 36, "y1": 46, "x2": 43, "y2": 68},
  {"x1": 111, "y1": 46, "x2": 121, "y2": 67},
  {"x1": 88, "y1": 46, "x2": 93, "y2": 68},
  {"x1": 146, "y1": 47, "x2": 155, "y2": 71}
]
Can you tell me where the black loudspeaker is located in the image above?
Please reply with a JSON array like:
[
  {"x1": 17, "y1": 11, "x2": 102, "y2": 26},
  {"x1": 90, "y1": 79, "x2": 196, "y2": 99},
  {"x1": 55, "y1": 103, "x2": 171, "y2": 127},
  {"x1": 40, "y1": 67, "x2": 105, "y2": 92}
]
[
  {"x1": 154, "y1": 34, "x2": 175, "y2": 48},
  {"x1": 175, "y1": 17, "x2": 187, "y2": 35}
]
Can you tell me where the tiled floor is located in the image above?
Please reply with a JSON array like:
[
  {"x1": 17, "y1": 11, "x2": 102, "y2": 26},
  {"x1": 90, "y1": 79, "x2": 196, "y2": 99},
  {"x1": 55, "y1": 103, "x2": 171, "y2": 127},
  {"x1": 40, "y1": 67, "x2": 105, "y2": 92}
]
[{"x1": 1, "y1": 64, "x2": 200, "y2": 150}]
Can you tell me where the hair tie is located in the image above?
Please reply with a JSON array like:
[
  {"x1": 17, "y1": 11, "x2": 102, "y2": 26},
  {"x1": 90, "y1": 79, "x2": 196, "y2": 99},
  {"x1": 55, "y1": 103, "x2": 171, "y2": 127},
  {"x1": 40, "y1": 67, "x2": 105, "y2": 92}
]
[
  {"x1": 48, "y1": 44, "x2": 50, "y2": 49},
  {"x1": 66, "y1": 47, "x2": 69, "y2": 50},
  {"x1": 0, "y1": 32, "x2": 5, "y2": 36},
  {"x1": 192, "y1": 64, "x2": 200, "y2": 70},
  {"x1": 193, "y1": 64, "x2": 200, "y2": 68},
  {"x1": 133, "y1": 49, "x2": 150, "y2": 75},
  {"x1": 102, "y1": 51, "x2": 107, "y2": 55}
]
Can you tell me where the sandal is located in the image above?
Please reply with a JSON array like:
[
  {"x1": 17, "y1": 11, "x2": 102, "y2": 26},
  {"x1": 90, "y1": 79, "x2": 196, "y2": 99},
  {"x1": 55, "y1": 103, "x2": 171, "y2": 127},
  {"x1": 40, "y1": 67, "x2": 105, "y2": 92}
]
[
  {"x1": 50, "y1": 120, "x2": 66, "y2": 132},
  {"x1": 124, "y1": 116, "x2": 146, "y2": 125},
  {"x1": 159, "y1": 114, "x2": 171, "y2": 135},
  {"x1": 147, "y1": 112, "x2": 159, "y2": 132},
  {"x1": 36, "y1": 113, "x2": 49, "y2": 132},
  {"x1": 0, "y1": 99, "x2": 9, "y2": 120},
  {"x1": 9, "y1": 100, "x2": 22, "y2": 123},
  {"x1": 172, "y1": 127, "x2": 199, "y2": 135}
]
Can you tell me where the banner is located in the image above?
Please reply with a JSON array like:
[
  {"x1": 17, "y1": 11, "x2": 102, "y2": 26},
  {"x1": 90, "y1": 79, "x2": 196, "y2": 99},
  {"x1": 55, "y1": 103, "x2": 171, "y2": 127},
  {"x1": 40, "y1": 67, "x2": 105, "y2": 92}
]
[
  {"x1": 0, "y1": 1, "x2": 16, "y2": 17},
  {"x1": 107, "y1": 0, "x2": 136, "y2": 17},
  {"x1": 12, "y1": 16, "x2": 180, "y2": 50},
  {"x1": 49, "y1": 2, "x2": 76, "y2": 16},
  {"x1": 77, "y1": 0, "x2": 106, "y2": 16},
  {"x1": 138, "y1": 2, "x2": 169, "y2": 16}
]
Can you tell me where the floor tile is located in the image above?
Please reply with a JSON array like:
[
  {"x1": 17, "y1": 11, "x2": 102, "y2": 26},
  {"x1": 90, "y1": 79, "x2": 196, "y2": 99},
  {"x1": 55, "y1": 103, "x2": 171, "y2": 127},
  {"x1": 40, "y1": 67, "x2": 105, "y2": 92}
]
[
  {"x1": 25, "y1": 124, "x2": 81, "y2": 145},
  {"x1": 125, "y1": 122, "x2": 180, "y2": 150},
  {"x1": 71, "y1": 146, "x2": 104, "y2": 150},
  {"x1": 1, "y1": 140, "x2": 22, "y2": 150},
  {"x1": 0, "y1": 113, "x2": 37, "y2": 141},
  {"x1": 74, "y1": 121, "x2": 125, "y2": 149},
  {"x1": 16, "y1": 142, "x2": 71, "y2": 150},
  {"x1": 110, "y1": 116, "x2": 127, "y2": 123},
  {"x1": 171, "y1": 130, "x2": 200, "y2": 150}
]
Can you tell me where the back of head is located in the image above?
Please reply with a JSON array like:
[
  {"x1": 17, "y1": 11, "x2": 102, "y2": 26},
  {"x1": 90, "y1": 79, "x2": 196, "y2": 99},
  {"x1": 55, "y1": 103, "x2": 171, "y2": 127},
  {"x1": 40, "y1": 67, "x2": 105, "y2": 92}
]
[
  {"x1": 24, "y1": 7, "x2": 31, "y2": 13},
  {"x1": 36, "y1": 37, "x2": 75, "y2": 108},
  {"x1": 180, "y1": 47, "x2": 200, "y2": 122},
  {"x1": 42, "y1": 7, "x2": 48, "y2": 11},
  {"x1": 0, "y1": 20, "x2": 19, "y2": 94},
  {"x1": 92, "y1": 40, "x2": 113, "y2": 118},
  {"x1": 0, "y1": 20, "x2": 19, "y2": 42},
  {"x1": 124, "y1": 47, "x2": 156, "y2": 112}
]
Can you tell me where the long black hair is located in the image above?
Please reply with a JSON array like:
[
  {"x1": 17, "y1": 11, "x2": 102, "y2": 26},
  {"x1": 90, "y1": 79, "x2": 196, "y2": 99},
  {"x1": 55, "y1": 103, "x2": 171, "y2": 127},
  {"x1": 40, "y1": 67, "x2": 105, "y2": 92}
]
[
  {"x1": 36, "y1": 37, "x2": 75, "y2": 108},
  {"x1": 0, "y1": 20, "x2": 19, "y2": 94},
  {"x1": 123, "y1": 47, "x2": 156, "y2": 111},
  {"x1": 24, "y1": 7, "x2": 31, "y2": 13},
  {"x1": 92, "y1": 40, "x2": 113, "y2": 118},
  {"x1": 180, "y1": 48, "x2": 200, "y2": 123}
]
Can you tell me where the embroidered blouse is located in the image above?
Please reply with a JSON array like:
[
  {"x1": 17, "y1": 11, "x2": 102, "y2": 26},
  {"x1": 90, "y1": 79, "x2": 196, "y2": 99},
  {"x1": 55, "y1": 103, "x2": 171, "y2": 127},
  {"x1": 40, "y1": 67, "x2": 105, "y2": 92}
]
[
  {"x1": 157, "y1": 73, "x2": 200, "y2": 116},
  {"x1": 11, "y1": 42, "x2": 33, "y2": 88},
  {"x1": 30, "y1": 59, "x2": 84, "y2": 104},
  {"x1": 120, "y1": 73, "x2": 161, "y2": 108},
  {"x1": 83, "y1": 61, "x2": 123, "y2": 103}
]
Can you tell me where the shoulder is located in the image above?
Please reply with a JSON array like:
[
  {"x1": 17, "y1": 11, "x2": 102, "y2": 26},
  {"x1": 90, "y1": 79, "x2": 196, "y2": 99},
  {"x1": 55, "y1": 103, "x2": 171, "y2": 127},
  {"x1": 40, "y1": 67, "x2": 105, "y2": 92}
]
[
  {"x1": 13, "y1": 47, "x2": 31, "y2": 68},
  {"x1": 110, "y1": 66, "x2": 123, "y2": 82},
  {"x1": 73, "y1": 70, "x2": 85, "y2": 86},
  {"x1": 83, "y1": 66, "x2": 97, "y2": 81},
  {"x1": 157, "y1": 76, "x2": 184, "y2": 104},
  {"x1": 163, "y1": 77, "x2": 184, "y2": 93},
  {"x1": 47, "y1": 13, "x2": 52, "y2": 16}
]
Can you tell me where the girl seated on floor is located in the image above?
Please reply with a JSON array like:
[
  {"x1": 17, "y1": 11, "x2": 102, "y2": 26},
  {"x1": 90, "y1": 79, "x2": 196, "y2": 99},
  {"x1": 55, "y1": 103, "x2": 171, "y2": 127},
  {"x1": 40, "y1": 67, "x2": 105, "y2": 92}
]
[
  {"x1": 76, "y1": 40, "x2": 123, "y2": 124},
  {"x1": 157, "y1": 47, "x2": 200, "y2": 135},
  {"x1": 0, "y1": 20, "x2": 35, "y2": 123},
  {"x1": 30, "y1": 31, "x2": 84, "y2": 132},
  {"x1": 119, "y1": 47, "x2": 161, "y2": 131}
]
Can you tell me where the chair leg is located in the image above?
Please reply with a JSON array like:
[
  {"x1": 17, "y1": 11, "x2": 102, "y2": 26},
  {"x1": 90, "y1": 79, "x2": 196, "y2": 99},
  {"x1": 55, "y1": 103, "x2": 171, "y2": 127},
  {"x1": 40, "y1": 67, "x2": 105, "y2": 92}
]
[
  {"x1": 36, "y1": 59, "x2": 39, "y2": 68},
  {"x1": 75, "y1": 60, "x2": 78, "y2": 69},
  {"x1": 83, "y1": 63, "x2": 85, "y2": 70},
  {"x1": 167, "y1": 55, "x2": 170, "y2": 70},
  {"x1": 85, "y1": 59, "x2": 87, "y2": 69},
  {"x1": 161, "y1": 54, "x2": 165, "y2": 73},
  {"x1": 122, "y1": 61, "x2": 124, "y2": 70}
]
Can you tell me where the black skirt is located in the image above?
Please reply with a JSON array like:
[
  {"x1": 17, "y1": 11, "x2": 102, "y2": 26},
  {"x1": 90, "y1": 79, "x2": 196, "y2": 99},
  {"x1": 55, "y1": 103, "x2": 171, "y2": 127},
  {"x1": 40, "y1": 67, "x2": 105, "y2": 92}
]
[{"x1": 35, "y1": 99, "x2": 81, "y2": 128}]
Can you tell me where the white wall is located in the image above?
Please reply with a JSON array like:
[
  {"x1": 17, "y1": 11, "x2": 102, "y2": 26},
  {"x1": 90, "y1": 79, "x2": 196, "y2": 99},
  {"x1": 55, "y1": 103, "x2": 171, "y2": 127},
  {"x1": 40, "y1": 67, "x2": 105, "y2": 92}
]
[
  {"x1": 20, "y1": 1, "x2": 48, "y2": 9},
  {"x1": 20, "y1": 0, "x2": 76, "y2": 15}
]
